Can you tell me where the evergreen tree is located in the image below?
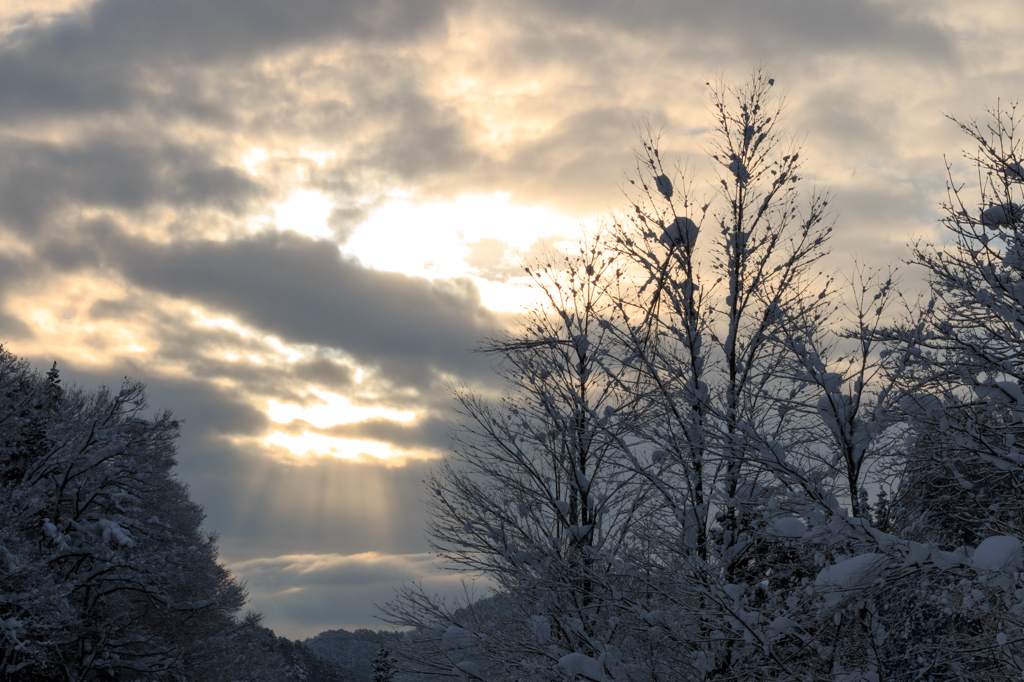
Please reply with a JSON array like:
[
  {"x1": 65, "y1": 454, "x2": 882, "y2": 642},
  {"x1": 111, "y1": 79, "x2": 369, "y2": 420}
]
[
  {"x1": 373, "y1": 644, "x2": 396, "y2": 682},
  {"x1": 0, "y1": 346, "x2": 281, "y2": 680}
]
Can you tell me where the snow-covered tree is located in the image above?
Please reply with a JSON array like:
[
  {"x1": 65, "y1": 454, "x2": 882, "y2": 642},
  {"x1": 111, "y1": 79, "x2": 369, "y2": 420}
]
[
  {"x1": 381, "y1": 236, "x2": 659, "y2": 680},
  {"x1": 0, "y1": 346, "x2": 280, "y2": 680},
  {"x1": 373, "y1": 644, "x2": 396, "y2": 682},
  {"x1": 867, "y1": 101, "x2": 1024, "y2": 680},
  {"x1": 383, "y1": 70, "x2": 847, "y2": 682},
  {"x1": 602, "y1": 70, "x2": 924, "y2": 681},
  {"x1": 383, "y1": 76, "x2": 1024, "y2": 682}
]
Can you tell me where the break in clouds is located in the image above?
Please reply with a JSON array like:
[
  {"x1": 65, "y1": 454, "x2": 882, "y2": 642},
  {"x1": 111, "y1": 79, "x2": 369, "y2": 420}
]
[{"x1": 0, "y1": 0, "x2": 1022, "y2": 637}]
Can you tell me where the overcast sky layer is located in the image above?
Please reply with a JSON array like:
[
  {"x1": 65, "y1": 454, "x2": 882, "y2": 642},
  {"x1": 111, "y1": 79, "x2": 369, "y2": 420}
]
[{"x1": 2, "y1": 0, "x2": 1023, "y2": 639}]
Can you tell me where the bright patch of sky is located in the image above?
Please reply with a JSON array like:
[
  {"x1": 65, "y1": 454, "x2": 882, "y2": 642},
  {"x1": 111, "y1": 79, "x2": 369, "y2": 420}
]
[
  {"x1": 342, "y1": 192, "x2": 583, "y2": 312},
  {"x1": 242, "y1": 147, "x2": 270, "y2": 175},
  {"x1": 267, "y1": 389, "x2": 416, "y2": 428},
  {"x1": 240, "y1": 143, "x2": 582, "y2": 312},
  {"x1": 265, "y1": 189, "x2": 335, "y2": 240},
  {"x1": 190, "y1": 308, "x2": 308, "y2": 364},
  {"x1": 264, "y1": 389, "x2": 422, "y2": 462},
  {"x1": 264, "y1": 432, "x2": 401, "y2": 462},
  {"x1": 0, "y1": 0, "x2": 94, "y2": 36},
  {"x1": 242, "y1": 146, "x2": 337, "y2": 240}
]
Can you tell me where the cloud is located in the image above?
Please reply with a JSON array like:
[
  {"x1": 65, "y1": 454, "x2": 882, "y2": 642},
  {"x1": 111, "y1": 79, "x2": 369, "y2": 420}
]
[
  {"x1": 231, "y1": 551, "x2": 487, "y2": 639},
  {"x1": 0, "y1": 135, "x2": 262, "y2": 233},
  {"x1": 0, "y1": 0, "x2": 463, "y2": 120},
  {"x1": 283, "y1": 416, "x2": 452, "y2": 453},
  {"x1": 0, "y1": 311, "x2": 33, "y2": 340},
  {"x1": 85, "y1": 226, "x2": 502, "y2": 390},
  {"x1": 0, "y1": 0, "x2": 962, "y2": 253},
  {"x1": 493, "y1": 106, "x2": 643, "y2": 212},
  {"x1": 531, "y1": 0, "x2": 955, "y2": 64},
  {"x1": 234, "y1": 552, "x2": 444, "y2": 590},
  {"x1": 464, "y1": 238, "x2": 513, "y2": 281},
  {"x1": 351, "y1": 82, "x2": 479, "y2": 182}
]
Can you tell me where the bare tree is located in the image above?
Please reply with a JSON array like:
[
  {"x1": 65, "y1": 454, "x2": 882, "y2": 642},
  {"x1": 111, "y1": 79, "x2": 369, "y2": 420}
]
[
  {"x1": 603, "y1": 69, "x2": 852, "y2": 680},
  {"x1": 382, "y1": 77, "x2": 1024, "y2": 682},
  {"x1": 381, "y1": 237, "x2": 656, "y2": 681},
  {"x1": 383, "y1": 70, "x2": 847, "y2": 682}
]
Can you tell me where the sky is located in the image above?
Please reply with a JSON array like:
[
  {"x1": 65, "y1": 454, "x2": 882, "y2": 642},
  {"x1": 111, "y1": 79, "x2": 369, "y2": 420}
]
[{"x1": 1, "y1": 0, "x2": 1023, "y2": 640}]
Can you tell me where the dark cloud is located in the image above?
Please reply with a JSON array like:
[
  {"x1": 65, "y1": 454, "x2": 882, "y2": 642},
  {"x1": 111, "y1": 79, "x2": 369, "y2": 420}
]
[
  {"x1": 74, "y1": 287, "x2": 341, "y2": 404},
  {"x1": 39, "y1": 233, "x2": 105, "y2": 272},
  {"x1": 293, "y1": 357, "x2": 357, "y2": 393},
  {"x1": 121, "y1": 370, "x2": 274, "y2": 441},
  {"x1": 91, "y1": 226, "x2": 500, "y2": 390},
  {"x1": 84, "y1": 290, "x2": 430, "y2": 409},
  {"x1": 300, "y1": 76, "x2": 480, "y2": 196},
  {"x1": 231, "y1": 552, "x2": 475, "y2": 637},
  {"x1": 0, "y1": 251, "x2": 29, "y2": 287},
  {"x1": 280, "y1": 415, "x2": 452, "y2": 453},
  {"x1": 0, "y1": 135, "x2": 262, "y2": 232},
  {"x1": 366, "y1": 91, "x2": 477, "y2": 181},
  {"x1": 327, "y1": 205, "x2": 371, "y2": 244},
  {"x1": 0, "y1": 312, "x2": 33, "y2": 341},
  {"x1": 0, "y1": 0, "x2": 462, "y2": 120},
  {"x1": 533, "y1": 0, "x2": 954, "y2": 64}
]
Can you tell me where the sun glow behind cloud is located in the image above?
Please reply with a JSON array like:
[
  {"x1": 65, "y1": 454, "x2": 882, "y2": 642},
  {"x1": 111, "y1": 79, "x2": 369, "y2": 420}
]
[
  {"x1": 239, "y1": 147, "x2": 584, "y2": 311},
  {"x1": 268, "y1": 189, "x2": 335, "y2": 240},
  {"x1": 237, "y1": 142, "x2": 584, "y2": 313},
  {"x1": 343, "y1": 192, "x2": 585, "y2": 311},
  {"x1": 267, "y1": 389, "x2": 416, "y2": 428},
  {"x1": 264, "y1": 389, "x2": 425, "y2": 463},
  {"x1": 263, "y1": 432, "x2": 400, "y2": 462}
]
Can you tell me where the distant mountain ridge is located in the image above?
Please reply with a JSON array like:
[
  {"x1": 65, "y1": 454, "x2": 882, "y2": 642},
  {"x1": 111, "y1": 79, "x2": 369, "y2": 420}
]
[
  {"x1": 303, "y1": 628, "x2": 396, "y2": 682},
  {"x1": 296, "y1": 593, "x2": 508, "y2": 682},
  {"x1": 276, "y1": 634, "x2": 350, "y2": 682}
]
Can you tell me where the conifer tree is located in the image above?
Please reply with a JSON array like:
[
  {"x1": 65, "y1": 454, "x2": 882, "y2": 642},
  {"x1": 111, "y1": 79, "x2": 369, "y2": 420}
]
[
  {"x1": 0, "y1": 346, "x2": 280, "y2": 680},
  {"x1": 373, "y1": 644, "x2": 396, "y2": 682}
]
